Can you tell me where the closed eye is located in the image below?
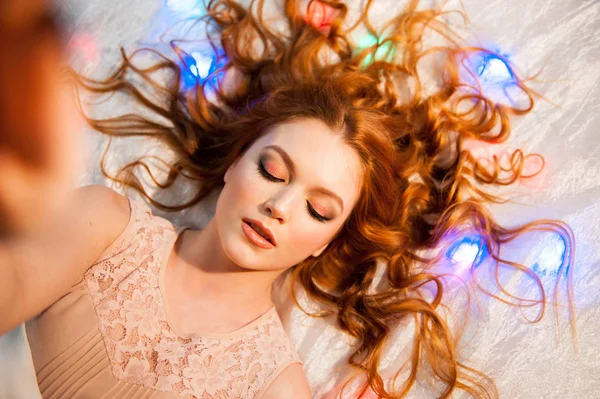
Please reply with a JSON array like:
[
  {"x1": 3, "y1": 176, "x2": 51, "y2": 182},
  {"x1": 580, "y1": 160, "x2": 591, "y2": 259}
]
[
  {"x1": 257, "y1": 160, "x2": 284, "y2": 182},
  {"x1": 306, "y1": 201, "x2": 330, "y2": 223},
  {"x1": 257, "y1": 161, "x2": 331, "y2": 223}
]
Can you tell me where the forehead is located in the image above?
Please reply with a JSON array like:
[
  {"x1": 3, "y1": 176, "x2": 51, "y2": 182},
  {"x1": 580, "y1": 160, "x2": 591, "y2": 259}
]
[{"x1": 250, "y1": 118, "x2": 363, "y2": 209}]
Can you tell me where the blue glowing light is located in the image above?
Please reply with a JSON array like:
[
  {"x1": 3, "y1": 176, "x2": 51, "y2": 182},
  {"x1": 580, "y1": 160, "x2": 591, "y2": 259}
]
[
  {"x1": 190, "y1": 52, "x2": 215, "y2": 79},
  {"x1": 532, "y1": 233, "x2": 567, "y2": 277},
  {"x1": 165, "y1": 0, "x2": 201, "y2": 12},
  {"x1": 180, "y1": 52, "x2": 219, "y2": 88},
  {"x1": 475, "y1": 53, "x2": 515, "y2": 85},
  {"x1": 180, "y1": 53, "x2": 199, "y2": 89},
  {"x1": 178, "y1": 49, "x2": 228, "y2": 95},
  {"x1": 446, "y1": 234, "x2": 487, "y2": 274},
  {"x1": 462, "y1": 49, "x2": 524, "y2": 106}
]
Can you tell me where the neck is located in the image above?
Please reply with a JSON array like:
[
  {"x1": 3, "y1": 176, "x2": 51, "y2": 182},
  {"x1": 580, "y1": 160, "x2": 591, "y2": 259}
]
[{"x1": 175, "y1": 218, "x2": 283, "y2": 311}]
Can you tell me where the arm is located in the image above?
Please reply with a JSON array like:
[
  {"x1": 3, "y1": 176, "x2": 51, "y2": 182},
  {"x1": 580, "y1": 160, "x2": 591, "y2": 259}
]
[
  {"x1": 260, "y1": 363, "x2": 312, "y2": 399},
  {"x1": 0, "y1": 185, "x2": 131, "y2": 334}
]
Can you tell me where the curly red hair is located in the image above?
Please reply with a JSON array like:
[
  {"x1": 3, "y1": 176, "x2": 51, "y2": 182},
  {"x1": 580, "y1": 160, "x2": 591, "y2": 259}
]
[{"x1": 70, "y1": 0, "x2": 577, "y2": 397}]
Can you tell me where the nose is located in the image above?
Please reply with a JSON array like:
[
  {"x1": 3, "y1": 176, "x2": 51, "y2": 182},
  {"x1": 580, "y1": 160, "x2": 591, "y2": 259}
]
[{"x1": 262, "y1": 186, "x2": 298, "y2": 222}]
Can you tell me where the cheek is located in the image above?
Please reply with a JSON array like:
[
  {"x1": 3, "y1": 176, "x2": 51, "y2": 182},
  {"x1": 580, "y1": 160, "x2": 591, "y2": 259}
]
[
  {"x1": 230, "y1": 167, "x2": 263, "y2": 204},
  {"x1": 219, "y1": 162, "x2": 265, "y2": 215},
  {"x1": 284, "y1": 222, "x2": 336, "y2": 259},
  {"x1": 292, "y1": 231, "x2": 323, "y2": 249}
]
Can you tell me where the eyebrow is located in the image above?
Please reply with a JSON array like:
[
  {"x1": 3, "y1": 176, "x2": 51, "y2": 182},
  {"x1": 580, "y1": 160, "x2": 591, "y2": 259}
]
[{"x1": 265, "y1": 145, "x2": 345, "y2": 212}]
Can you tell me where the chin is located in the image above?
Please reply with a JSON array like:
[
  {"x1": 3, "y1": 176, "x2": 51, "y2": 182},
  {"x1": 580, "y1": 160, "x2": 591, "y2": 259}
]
[
  {"x1": 220, "y1": 232, "x2": 260, "y2": 267},
  {"x1": 225, "y1": 240, "x2": 283, "y2": 271}
]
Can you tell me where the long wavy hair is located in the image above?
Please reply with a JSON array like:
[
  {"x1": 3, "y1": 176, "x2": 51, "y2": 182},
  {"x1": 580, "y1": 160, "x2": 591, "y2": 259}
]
[{"x1": 70, "y1": 0, "x2": 577, "y2": 397}]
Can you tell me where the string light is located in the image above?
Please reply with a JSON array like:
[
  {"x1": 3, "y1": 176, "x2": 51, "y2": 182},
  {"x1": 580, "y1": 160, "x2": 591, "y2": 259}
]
[
  {"x1": 532, "y1": 233, "x2": 567, "y2": 277},
  {"x1": 190, "y1": 52, "x2": 215, "y2": 79},
  {"x1": 446, "y1": 234, "x2": 487, "y2": 275},
  {"x1": 475, "y1": 53, "x2": 515, "y2": 85},
  {"x1": 178, "y1": 49, "x2": 228, "y2": 95},
  {"x1": 179, "y1": 53, "x2": 198, "y2": 89},
  {"x1": 356, "y1": 33, "x2": 396, "y2": 67},
  {"x1": 180, "y1": 52, "x2": 216, "y2": 88},
  {"x1": 305, "y1": 0, "x2": 337, "y2": 31},
  {"x1": 462, "y1": 48, "x2": 524, "y2": 106},
  {"x1": 162, "y1": 1, "x2": 568, "y2": 293}
]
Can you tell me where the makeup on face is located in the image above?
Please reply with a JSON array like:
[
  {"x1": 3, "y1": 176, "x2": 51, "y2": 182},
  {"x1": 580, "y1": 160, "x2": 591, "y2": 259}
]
[
  {"x1": 256, "y1": 145, "x2": 344, "y2": 223},
  {"x1": 241, "y1": 219, "x2": 276, "y2": 249},
  {"x1": 216, "y1": 118, "x2": 364, "y2": 271}
]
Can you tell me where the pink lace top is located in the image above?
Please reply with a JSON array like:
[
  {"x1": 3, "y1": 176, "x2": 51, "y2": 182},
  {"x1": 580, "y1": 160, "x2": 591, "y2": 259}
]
[{"x1": 26, "y1": 198, "x2": 302, "y2": 399}]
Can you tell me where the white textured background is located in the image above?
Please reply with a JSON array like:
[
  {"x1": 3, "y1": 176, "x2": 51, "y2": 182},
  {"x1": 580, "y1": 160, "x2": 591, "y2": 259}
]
[{"x1": 62, "y1": 0, "x2": 600, "y2": 397}]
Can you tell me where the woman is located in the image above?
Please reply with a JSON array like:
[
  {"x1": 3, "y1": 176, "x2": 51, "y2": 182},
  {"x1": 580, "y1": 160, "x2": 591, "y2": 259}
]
[{"x1": 7, "y1": 0, "x2": 576, "y2": 398}]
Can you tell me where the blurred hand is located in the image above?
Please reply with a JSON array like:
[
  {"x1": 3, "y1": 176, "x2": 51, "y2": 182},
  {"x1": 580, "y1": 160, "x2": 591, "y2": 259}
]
[{"x1": 0, "y1": 0, "x2": 82, "y2": 237}]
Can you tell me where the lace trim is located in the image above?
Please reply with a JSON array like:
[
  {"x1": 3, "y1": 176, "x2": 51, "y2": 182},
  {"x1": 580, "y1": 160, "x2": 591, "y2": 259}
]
[{"x1": 84, "y1": 199, "x2": 302, "y2": 398}]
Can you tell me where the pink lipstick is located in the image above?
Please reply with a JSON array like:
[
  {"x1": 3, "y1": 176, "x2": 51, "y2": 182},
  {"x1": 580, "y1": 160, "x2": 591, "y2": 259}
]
[{"x1": 241, "y1": 219, "x2": 276, "y2": 249}]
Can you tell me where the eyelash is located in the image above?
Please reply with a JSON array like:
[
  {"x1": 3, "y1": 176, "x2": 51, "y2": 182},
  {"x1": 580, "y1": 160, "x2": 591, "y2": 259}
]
[{"x1": 257, "y1": 161, "x2": 330, "y2": 223}]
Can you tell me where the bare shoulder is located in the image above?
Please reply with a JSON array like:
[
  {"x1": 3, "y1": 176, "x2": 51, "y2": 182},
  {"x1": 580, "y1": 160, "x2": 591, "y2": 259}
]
[
  {"x1": 0, "y1": 185, "x2": 132, "y2": 333},
  {"x1": 69, "y1": 184, "x2": 135, "y2": 261},
  {"x1": 260, "y1": 363, "x2": 312, "y2": 399},
  {"x1": 72, "y1": 184, "x2": 130, "y2": 223}
]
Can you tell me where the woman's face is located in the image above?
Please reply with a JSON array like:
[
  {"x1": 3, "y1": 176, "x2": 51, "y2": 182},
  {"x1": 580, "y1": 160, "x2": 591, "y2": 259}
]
[{"x1": 215, "y1": 118, "x2": 363, "y2": 271}]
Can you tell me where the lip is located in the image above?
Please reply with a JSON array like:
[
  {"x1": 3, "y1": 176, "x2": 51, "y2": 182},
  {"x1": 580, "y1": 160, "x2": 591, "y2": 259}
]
[{"x1": 241, "y1": 218, "x2": 277, "y2": 249}]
